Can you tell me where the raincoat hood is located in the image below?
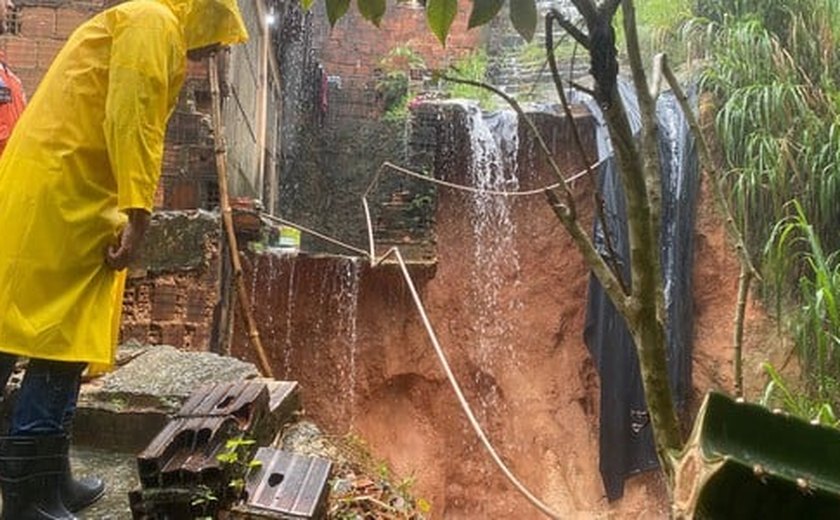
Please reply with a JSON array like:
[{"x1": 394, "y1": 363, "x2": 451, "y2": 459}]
[{"x1": 164, "y1": 0, "x2": 249, "y2": 50}]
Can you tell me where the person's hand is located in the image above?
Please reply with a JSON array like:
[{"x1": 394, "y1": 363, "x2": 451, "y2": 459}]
[{"x1": 105, "y1": 209, "x2": 150, "y2": 271}]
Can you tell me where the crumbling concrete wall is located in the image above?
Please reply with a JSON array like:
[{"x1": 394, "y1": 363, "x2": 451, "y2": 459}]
[{"x1": 121, "y1": 211, "x2": 221, "y2": 351}]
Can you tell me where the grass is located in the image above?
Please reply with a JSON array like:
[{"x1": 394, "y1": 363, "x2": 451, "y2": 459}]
[{"x1": 692, "y1": 0, "x2": 840, "y2": 414}]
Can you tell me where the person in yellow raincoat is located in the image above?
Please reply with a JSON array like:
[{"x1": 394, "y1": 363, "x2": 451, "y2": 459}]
[{"x1": 0, "y1": 0, "x2": 248, "y2": 516}]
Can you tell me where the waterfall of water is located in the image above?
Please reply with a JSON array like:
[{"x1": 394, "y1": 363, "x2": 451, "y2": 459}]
[
  {"x1": 282, "y1": 255, "x2": 298, "y2": 378},
  {"x1": 335, "y1": 257, "x2": 362, "y2": 427},
  {"x1": 464, "y1": 105, "x2": 523, "y2": 370}
]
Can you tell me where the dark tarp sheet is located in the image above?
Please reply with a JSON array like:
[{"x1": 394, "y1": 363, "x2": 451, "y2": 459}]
[{"x1": 577, "y1": 80, "x2": 699, "y2": 501}]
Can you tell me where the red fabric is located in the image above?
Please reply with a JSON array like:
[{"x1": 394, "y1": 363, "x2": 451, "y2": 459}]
[{"x1": 0, "y1": 64, "x2": 25, "y2": 156}]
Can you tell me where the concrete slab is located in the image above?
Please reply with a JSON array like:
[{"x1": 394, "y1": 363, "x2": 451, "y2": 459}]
[{"x1": 74, "y1": 345, "x2": 260, "y2": 451}]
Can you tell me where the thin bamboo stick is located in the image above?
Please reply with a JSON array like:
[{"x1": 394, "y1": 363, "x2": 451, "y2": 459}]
[{"x1": 208, "y1": 53, "x2": 274, "y2": 378}]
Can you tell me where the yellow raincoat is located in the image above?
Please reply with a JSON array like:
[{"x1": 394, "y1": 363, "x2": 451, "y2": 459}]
[{"x1": 0, "y1": 0, "x2": 247, "y2": 371}]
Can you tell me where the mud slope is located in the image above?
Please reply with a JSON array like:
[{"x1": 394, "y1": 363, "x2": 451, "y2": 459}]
[{"x1": 235, "y1": 167, "x2": 781, "y2": 519}]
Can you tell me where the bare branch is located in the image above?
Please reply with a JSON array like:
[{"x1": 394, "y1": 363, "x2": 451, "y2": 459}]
[
  {"x1": 546, "y1": 8, "x2": 590, "y2": 49},
  {"x1": 569, "y1": 81, "x2": 596, "y2": 97},
  {"x1": 660, "y1": 55, "x2": 760, "y2": 281},
  {"x1": 546, "y1": 10, "x2": 629, "y2": 294},
  {"x1": 599, "y1": 0, "x2": 622, "y2": 17},
  {"x1": 440, "y1": 72, "x2": 630, "y2": 303},
  {"x1": 649, "y1": 52, "x2": 665, "y2": 100},
  {"x1": 547, "y1": 188, "x2": 632, "y2": 313},
  {"x1": 440, "y1": 74, "x2": 571, "y2": 194},
  {"x1": 569, "y1": 0, "x2": 598, "y2": 22}
]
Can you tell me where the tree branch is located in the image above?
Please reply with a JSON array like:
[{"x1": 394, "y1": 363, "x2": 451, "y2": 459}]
[
  {"x1": 546, "y1": 8, "x2": 590, "y2": 49},
  {"x1": 440, "y1": 72, "x2": 630, "y2": 308},
  {"x1": 569, "y1": 0, "x2": 598, "y2": 22},
  {"x1": 546, "y1": 10, "x2": 628, "y2": 294},
  {"x1": 660, "y1": 55, "x2": 760, "y2": 281},
  {"x1": 660, "y1": 54, "x2": 760, "y2": 397},
  {"x1": 547, "y1": 189, "x2": 632, "y2": 315},
  {"x1": 621, "y1": 0, "x2": 664, "y2": 310}
]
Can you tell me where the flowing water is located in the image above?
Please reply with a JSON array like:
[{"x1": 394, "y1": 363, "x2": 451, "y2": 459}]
[
  {"x1": 463, "y1": 105, "x2": 523, "y2": 410},
  {"x1": 283, "y1": 255, "x2": 298, "y2": 378},
  {"x1": 335, "y1": 257, "x2": 361, "y2": 427}
]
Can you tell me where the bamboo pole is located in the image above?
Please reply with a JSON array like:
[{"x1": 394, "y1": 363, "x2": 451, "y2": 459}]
[{"x1": 208, "y1": 53, "x2": 274, "y2": 378}]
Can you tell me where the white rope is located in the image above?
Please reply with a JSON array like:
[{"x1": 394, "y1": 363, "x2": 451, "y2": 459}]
[
  {"x1": 367, "y1": 159, "x2": 602, "y2": 198},
  {"x1": 256, "y1": 158, "x2": 589, "y2": 518},
  {"x1": 379, "y1": 248, "x2": 563, "y2": 519}
]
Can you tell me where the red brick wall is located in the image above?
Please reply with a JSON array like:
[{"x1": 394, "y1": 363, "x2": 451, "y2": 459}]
[
  {"x1": 119, "y1": 213, "x2": 222, "y2": 351},
  {"x1": 1, "y1": 2, "x2": 102, "y2": 94},
  {"x1": 314, "y1": 0, "x2": 486, "y2": 88},
  {"x1": 121, "y1": 270, "x2": 219, "y2": 351}
]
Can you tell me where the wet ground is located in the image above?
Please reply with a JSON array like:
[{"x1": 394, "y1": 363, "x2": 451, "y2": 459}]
[{"x1": 70, "y1": 446, "x2": 137, "y2": 519}]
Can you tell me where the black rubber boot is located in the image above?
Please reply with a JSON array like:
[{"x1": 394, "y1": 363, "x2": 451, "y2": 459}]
[
  {"x1": 58, "y1": 436, "x2": 105, "y2": 513},
  {"x1": 0, "y1": 435, "x2": 76, "y2": 519}
]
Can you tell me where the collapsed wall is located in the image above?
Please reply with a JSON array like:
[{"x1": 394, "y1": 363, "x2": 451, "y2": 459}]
[{"x1": 228, "y1": 106, "x2": 676, "y2": 518}]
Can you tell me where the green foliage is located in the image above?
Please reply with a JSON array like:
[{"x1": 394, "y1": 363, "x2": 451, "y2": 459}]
[
  {"x1": 190, "y1": 485, "x2": 219, "y2": 510},
  {"x1": 358, "y1": 0, "x2": 387, "y2": 27},
  {"x1": 216, "y1": 436, "x2": 262, "y2": 497},
  {"x1": 694, "y1": 0, "x2": 840, "y2": 292},
  {"x1": 765, "y1": 202, "x2": 840, "y2": 412},
  {"x1": 427, "y1": 0, "x2": 458, "y2": 46},
  {"x1": 509, "y1": 0, "x2": 537, "y2": 42},
  {"x1": 615, "y1": 0, "x2": 692, "y2": 66},
  {"x1": 306, "y1": 0, "x2": 534, "y2": 44},
  {"x1": 468, "y1": 0, "x2": 504, "y2": 30},
  {"x1": 376, "y1": 46, "x2": 426, "y2": 121},
  {"x1": 761, "y1": 362, "x2": 840, "y2": 428},
  {"x1": 442, "y1": 50, "x2": 497, "y2": 109},
  {"x1": 326, "y1": 0, "x2": 351, "y2": 26}
]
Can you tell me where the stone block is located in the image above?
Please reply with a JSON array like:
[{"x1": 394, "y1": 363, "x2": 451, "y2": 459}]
[
  {"x1": 74, "y1": 345, "x2": 260, "y2": 451},
  {"x1": 134, "y1": 210, "x2": 220, "y2": 273}
]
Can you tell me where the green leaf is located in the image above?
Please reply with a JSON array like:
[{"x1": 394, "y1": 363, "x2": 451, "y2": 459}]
[
  {"x1": 468, "y1": 0, "x2": 503, "y2": 29},
  {"x1": 301, "y1": 0, "x2": 315, "y2": 10},
  {"x1": 509, "y1": 0, "x2": 536, "y2": 42},
  {"x1": 426, "y1": 0, "x2": 458, "y2": 46},
  {"x1": 326, "y1": 0, "x2": 351, "y2": 26},
  {"x1": 358, "y1": 0, "x2": 387, "y2": 26}
]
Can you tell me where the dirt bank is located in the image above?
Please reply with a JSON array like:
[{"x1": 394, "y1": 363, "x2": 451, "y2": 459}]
[{"x1": 234, "y1": 157, "x2": 781, "y2": 520}]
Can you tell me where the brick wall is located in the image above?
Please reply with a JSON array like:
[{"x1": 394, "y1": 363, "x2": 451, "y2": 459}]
[
  {"x1": 2, "y1": 0, "x2": 102, "y2": 93},
  {"x1": 312, "y1": 0, "x2": 485, "y2": 89},
  {"x1": 120, "y1": 211, "x2": 222, "y2": 351}
]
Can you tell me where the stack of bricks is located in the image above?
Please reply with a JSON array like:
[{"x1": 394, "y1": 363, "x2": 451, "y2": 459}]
[{"x1": 157, "y1": 41, "x2": 215, "y2": 210}]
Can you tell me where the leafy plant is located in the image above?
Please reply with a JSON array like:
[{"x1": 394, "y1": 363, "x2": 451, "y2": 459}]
[
  {"x1": 765, "y1": 201, "x2": 840, "y2": 411},
  {"x1": 216, "y1": 435, "x2": 263, "y2": 497},
  {"x1": 376, "y1": 46, "x2": 426, "y2": 121},
  {"x1": 615, "y1": 0, "x2": 692, "y2": 66},
  {"x1": 761, "y1": 362, "x2": 840, "y2": 428},
  {"x1": 442, "y1": 50, "x2": 497, "y2": 108},
  {"x1": 692, "y1": 0, "x2": 840, "y2": 272},
  {"x1": 190, "y1": 485, "x2": 219, "y2": 513}
]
